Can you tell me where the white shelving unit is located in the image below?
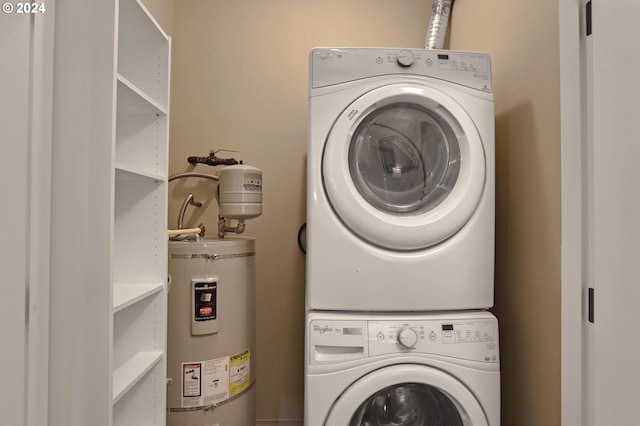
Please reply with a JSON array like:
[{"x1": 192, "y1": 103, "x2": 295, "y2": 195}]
[
  {"x1": 112, "y1": 1, "x2": 170, "y2": 424},
  {"x1": 49, "y1": 1, "x2": 170, "y2": 425}
]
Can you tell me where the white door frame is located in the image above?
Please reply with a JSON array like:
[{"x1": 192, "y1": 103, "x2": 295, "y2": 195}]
[
  {"x1": 28, "y1": 5, "x2": 56, "y2": 425},
  {"x1": 560, "y1": 0, "x2": 587, "y2": 425},
  {"x1": 0, "y1": 3, "x2": 55, "y2": 426}
]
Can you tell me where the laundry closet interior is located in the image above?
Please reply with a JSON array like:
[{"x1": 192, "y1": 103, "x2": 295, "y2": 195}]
[
  {"x1": 6, "y1": 1, "x2": 565, "y2": 425},
  {"x1": 161, "y1": 3, "x2": 561, "y2": 421}
]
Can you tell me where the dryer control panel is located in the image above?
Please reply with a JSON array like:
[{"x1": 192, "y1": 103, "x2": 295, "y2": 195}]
[
  {"x1": 308, "y1": 315, "x2": 499, "y2": 366},
  {"x1": 311, "y1": 47, "x2": 492, "y2": 93}
]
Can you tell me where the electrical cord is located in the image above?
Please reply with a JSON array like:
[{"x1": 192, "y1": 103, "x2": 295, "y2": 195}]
[{"x1": 297, "y1": 223, "x2": 306, "y2": 254}]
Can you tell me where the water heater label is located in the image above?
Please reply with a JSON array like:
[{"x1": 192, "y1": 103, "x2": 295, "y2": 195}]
[
  {"x1": 182, "y1": 363, "x2": 202, "y2": 398},
  {"x1": 229, "y1": 348, "x2": 251, "y2": 397},
  {"x1": 194, "y1": 282, "x2": 217, "y2": 322},
  {"x1": 181, "y1": 356, "x2": 230, "y2": 408},
  {"x1": 192, "y1": 278, "x2": 220, "y2": 335}
]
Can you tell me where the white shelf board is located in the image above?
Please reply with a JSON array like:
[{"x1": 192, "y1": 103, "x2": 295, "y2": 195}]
[
  {"x1": 113, "y1": 358, "x2": 165, "y2": 426},
  {"x1": 117, "y1": 0, "x2": 170, "y2": 110},
  {"x1": 113, "y1": 282, "x2": 164, "y2": 313},
  {"x1": 116, "y1": 74, "x2": 167, "y2": 116},
  {"x1": 115, "y1": 162, "x2": 166, "y2": 181},
  {"x1": 112, "y1": 351, "x2": 163, "y2": 404}
]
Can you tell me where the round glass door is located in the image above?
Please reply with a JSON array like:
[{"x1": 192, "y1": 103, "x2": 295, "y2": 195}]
[
  {"x1": 323, "y1": 84, "x2": 486, "y2": 250},
  {"x1": 350, "y1": 383, "x2": 463, "y2": 425},
  {"x1": 349, "y1": 102, "x2": 460, "y2": 215},
  {"x1": 324, "y1": 364, "x2": 487, "y2": 426}
]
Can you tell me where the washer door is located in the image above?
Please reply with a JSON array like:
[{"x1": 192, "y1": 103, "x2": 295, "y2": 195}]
[
  {"x1": 323, "y1": 84, "x2": 486, "y2": 250},
  {"x1": 325, "y1": 365, "x2": 487, "y2": 426}
]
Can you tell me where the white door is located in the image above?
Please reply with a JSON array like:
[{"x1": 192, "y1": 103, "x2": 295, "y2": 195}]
[
  {"x1": 561, "y1": 1, "x2": 640, "y2": 424},
  {"x1": 323, "y1": 83, "x2": 486, "y2": 250},
  {"x1": 589, "y1": 1, "x2": 640, "y2": 424},
  {"x1": 0, "y1": 6, "x2": 54, "y2": 426},
  {"x1": 325, "y1": 364, "x2": 487, "y2": 425}
]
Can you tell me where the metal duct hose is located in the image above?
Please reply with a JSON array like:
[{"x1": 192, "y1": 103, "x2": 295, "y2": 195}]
[{"x1": 425, "y1": 0, "x2": 454, "y2": 50}]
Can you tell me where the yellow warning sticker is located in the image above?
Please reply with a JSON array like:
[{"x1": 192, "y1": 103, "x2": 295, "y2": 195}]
[{"x1": 229, "y1": 348, "x2": 250, "y2": 397}]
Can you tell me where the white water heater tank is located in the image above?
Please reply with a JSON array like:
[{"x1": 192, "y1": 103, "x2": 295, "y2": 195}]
[
  {"x1": 167, "y1": 237, "x2": 256, "y2": 426},
  {"x1": 217, "y1": 165, "x2": 262, "y2": 220}
]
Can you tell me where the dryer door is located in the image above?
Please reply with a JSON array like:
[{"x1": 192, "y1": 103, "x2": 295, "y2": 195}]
[
  {"x1": 324, "y1": 364, "x2": 487, "y2": 426},
  {"x1": 323, "y1": 83, "x2": 486, "y2": 250}
]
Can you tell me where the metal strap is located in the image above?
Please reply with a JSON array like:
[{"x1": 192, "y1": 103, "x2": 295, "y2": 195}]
[{"x1": 169, "y1": 252, "x2": 255, "y2": 261}]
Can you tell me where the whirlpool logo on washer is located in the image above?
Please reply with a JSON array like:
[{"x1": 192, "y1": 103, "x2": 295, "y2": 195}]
[{"x1": 313, "y1": 324, "x2": 333, "y2": 334}]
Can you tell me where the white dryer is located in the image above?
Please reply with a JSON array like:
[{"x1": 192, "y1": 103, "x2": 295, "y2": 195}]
[
  {"x1": 307, "y1": 47, "x2": 495, "y2": 311},
  {"x1": 305, "y1": 311, "x2": 500, "y2": 425}
]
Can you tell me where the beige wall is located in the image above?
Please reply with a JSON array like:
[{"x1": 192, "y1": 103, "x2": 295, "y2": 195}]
[
  {"x1": 167, "y1": 0, "x2": 561, "y2": 423},
  {"x1": 170, "y1": 1, "x2": 430, "y2": 420},
  {"x1": 449, "y1": 2, "x2": 561, "y2": 425},
  {"x1": 451, "y1": 0, "x2": 560, "y2": 426}
]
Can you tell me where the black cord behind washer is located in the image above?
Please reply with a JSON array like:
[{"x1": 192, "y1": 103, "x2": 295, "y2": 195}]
[{"x1": 297, "y1": 223, "x2": 306, "y2": 254}]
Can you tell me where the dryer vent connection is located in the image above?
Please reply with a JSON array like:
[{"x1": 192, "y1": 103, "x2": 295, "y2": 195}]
[{"x1": 425, "y1": 0, "x2": 454, "y2": 50}]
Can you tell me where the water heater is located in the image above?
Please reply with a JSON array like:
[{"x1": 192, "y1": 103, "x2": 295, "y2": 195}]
[{"x1": 167, "y1": 237, "x2": 256, "y2": 425}]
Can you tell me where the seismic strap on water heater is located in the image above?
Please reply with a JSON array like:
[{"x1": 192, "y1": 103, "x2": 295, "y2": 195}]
[{"x1": 425, "y1": 0, "x2": 454, "y2": 50}]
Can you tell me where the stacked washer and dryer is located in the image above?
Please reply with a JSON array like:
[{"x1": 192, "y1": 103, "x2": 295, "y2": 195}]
[{"x1": 305, "y1": 47, "x2": 499, "y2": 425}]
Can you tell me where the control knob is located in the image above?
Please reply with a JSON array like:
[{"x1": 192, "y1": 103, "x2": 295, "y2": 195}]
[
  {"x1": 397, "y1": 327, "x2": 419, "y2": 349},
  {"x1": 396, "y1": 50, "x2": 416, "y2": 68}
]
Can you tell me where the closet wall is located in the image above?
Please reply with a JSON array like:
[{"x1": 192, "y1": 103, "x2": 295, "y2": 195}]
[{"x1": 161, "y1": 1, "x2": 561, "y2": 423}]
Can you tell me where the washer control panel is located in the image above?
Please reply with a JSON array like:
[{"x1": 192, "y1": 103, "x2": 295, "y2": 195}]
[
  {"x1": 309, "y1": 315, "x2": 499, "y2": 365},
  {"x1": 368, "y1": 319, "x2": 496, "y2": 359}
]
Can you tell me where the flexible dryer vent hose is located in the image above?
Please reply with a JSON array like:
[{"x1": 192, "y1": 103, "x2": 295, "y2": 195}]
[{"x1": 425, "y1": 0, "x2": 454, "y2": 50}]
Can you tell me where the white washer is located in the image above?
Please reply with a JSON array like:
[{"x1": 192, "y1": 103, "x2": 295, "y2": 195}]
[
  {"x1": 307, "y1": 48, "x2": 495, "y2": 311},
  {"x1": 305, "y1": 311, "x2": 500, "y2": 425}
]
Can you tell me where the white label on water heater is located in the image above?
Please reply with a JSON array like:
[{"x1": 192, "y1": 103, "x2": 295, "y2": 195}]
[{"x1": 181, "y1": 356, "x2": 230, "y2": 408}]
